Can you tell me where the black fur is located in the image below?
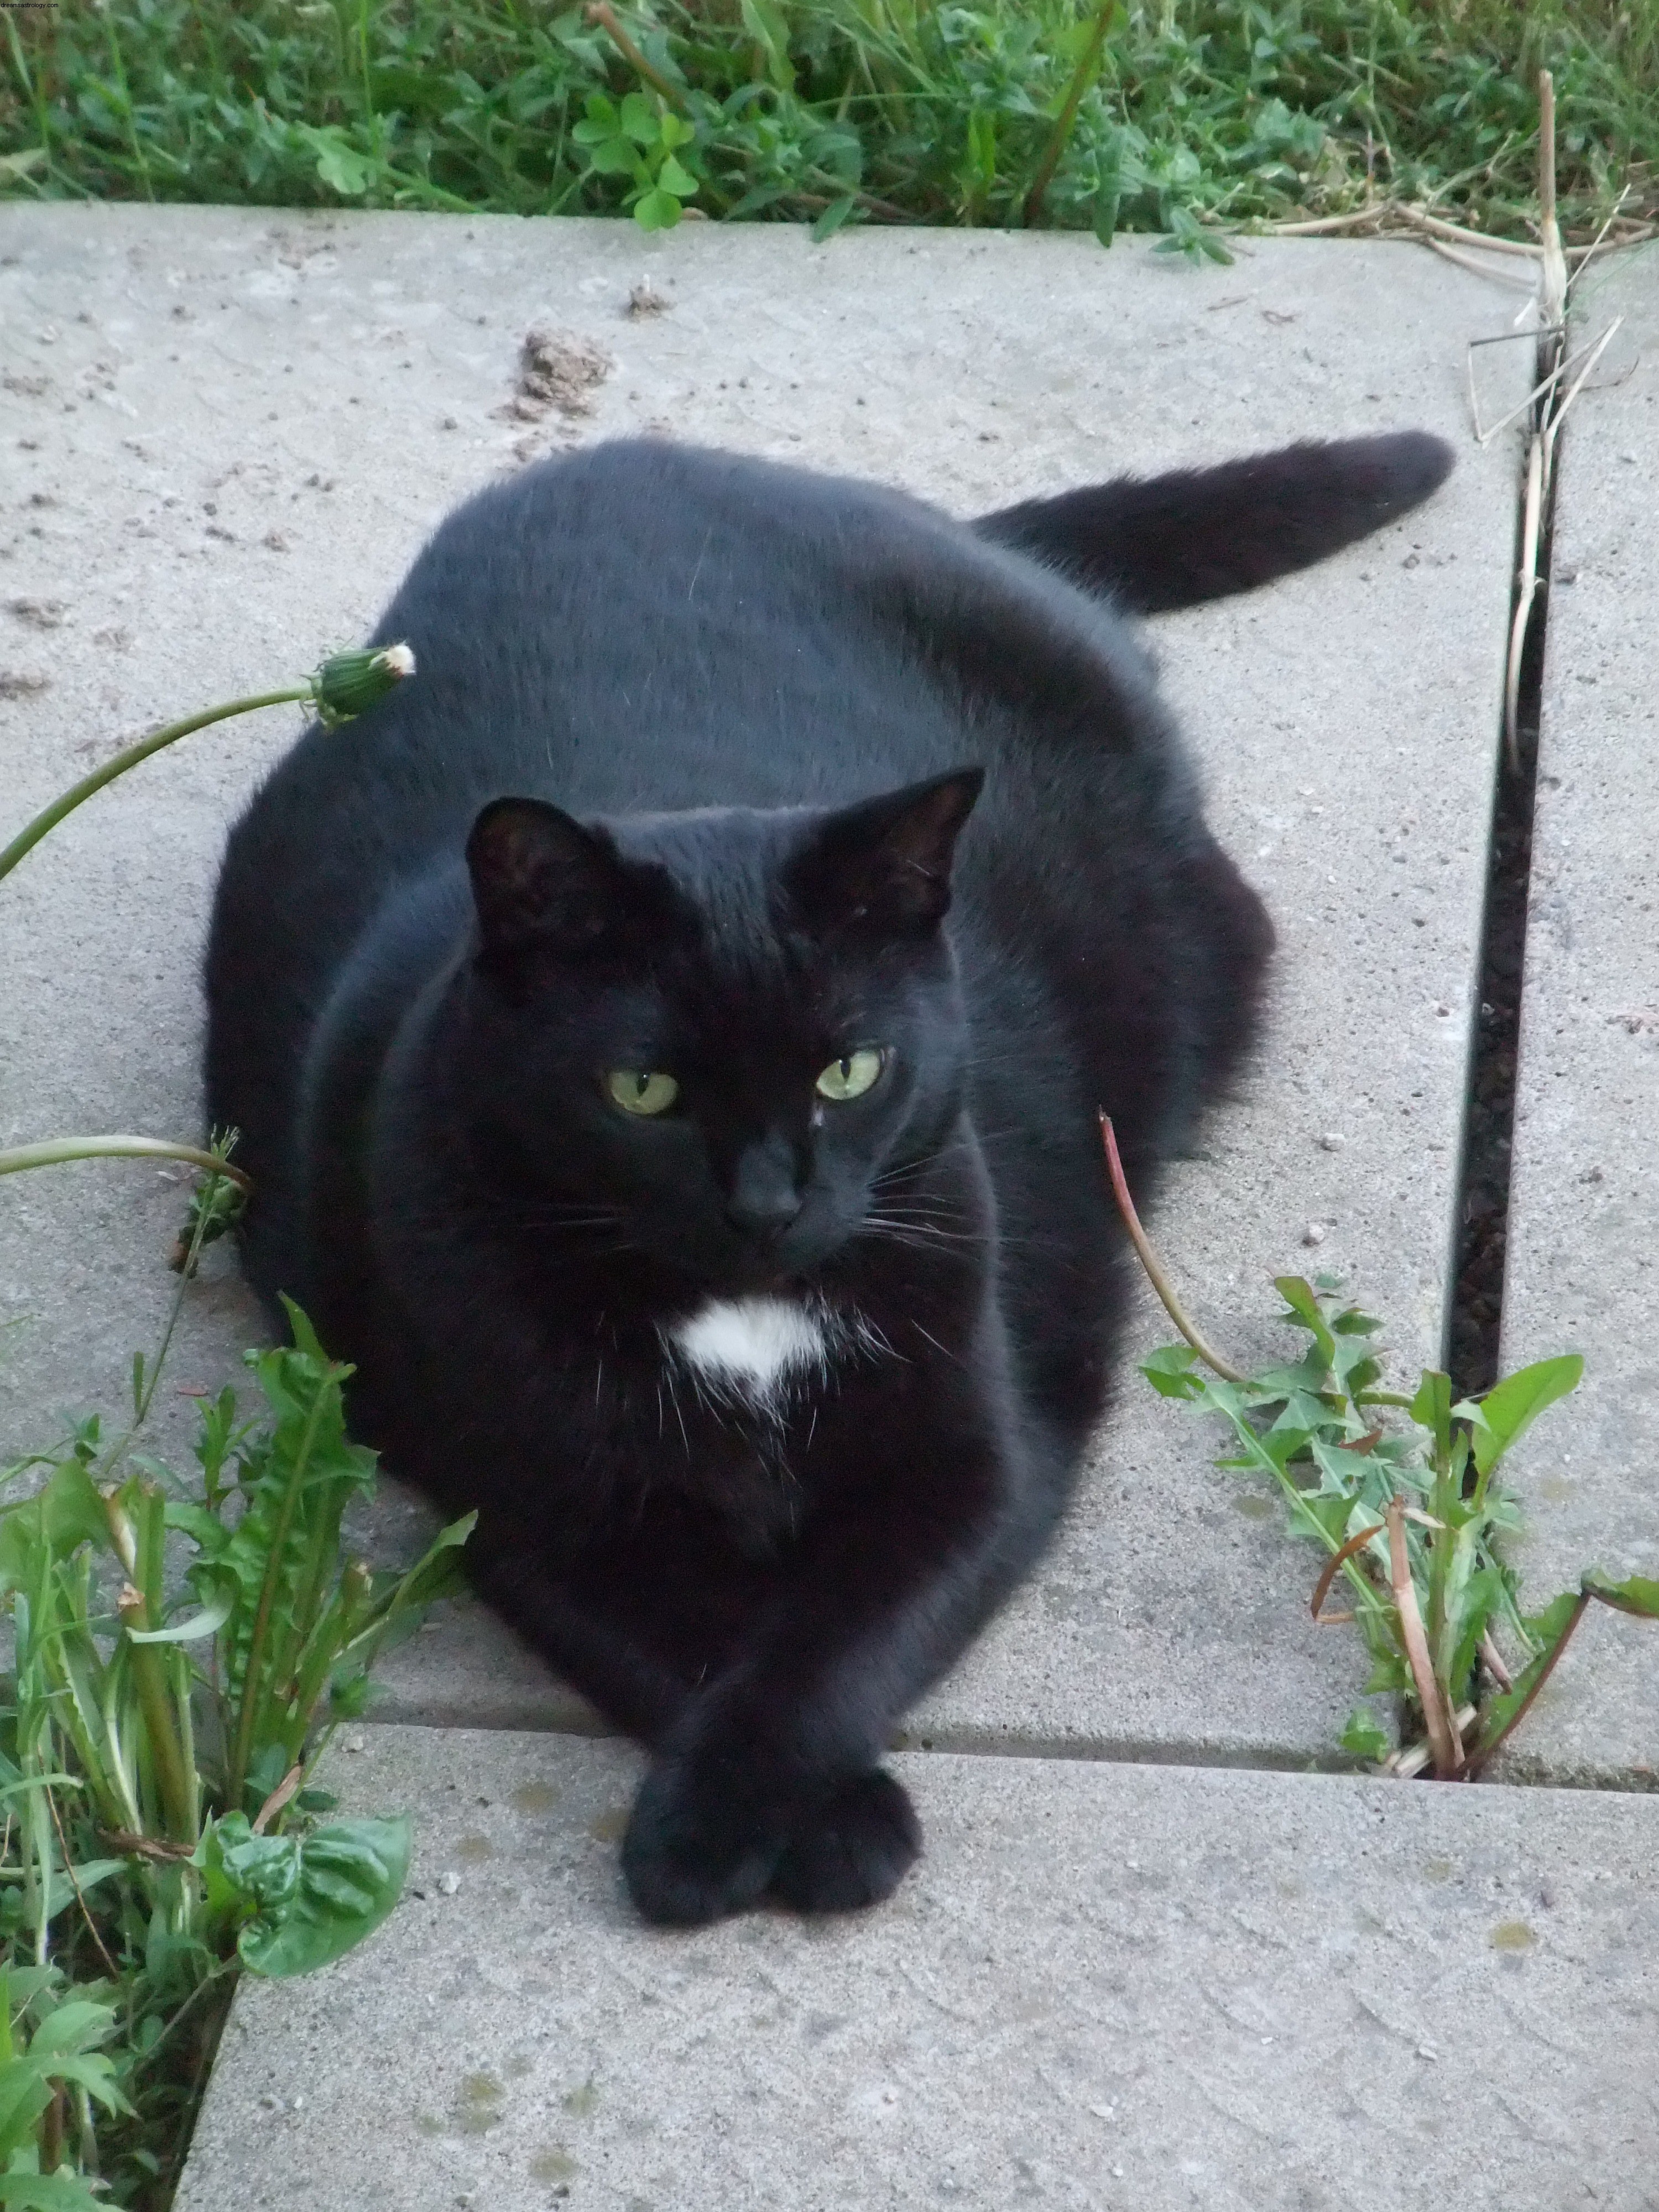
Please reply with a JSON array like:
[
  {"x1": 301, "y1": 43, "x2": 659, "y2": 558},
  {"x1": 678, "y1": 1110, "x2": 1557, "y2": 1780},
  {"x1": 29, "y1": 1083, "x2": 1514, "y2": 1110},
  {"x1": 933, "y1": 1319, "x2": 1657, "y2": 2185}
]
[
  {"x1": 204, "y1": 434, "x2": 1449, "y2": 1925},
  {"x1": 978, "y1": 431, "x2": 1453, "y2": 612}
]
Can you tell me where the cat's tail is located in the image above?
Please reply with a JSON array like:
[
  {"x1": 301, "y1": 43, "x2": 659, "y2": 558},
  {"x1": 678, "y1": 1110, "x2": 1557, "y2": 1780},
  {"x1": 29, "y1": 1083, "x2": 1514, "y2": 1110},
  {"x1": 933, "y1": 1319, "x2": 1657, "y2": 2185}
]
[{"x1": 973, "y1": 431, "x2": 1454, "y2": 614}]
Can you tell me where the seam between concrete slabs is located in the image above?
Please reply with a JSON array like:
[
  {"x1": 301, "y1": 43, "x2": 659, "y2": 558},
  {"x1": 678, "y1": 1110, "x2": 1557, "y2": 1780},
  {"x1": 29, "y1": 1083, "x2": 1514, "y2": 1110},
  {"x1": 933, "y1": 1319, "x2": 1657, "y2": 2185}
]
[{"x1": 352, "y1": 1709, "x2": 1659, "y2": 1793}]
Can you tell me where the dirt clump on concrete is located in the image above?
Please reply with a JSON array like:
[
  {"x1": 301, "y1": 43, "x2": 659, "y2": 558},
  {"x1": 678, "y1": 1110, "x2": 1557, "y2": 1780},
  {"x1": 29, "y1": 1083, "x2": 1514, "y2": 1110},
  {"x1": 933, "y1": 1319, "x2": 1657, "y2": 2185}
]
[{"x1": 507, "y1": 328, "x2": 613, "y2": 422}]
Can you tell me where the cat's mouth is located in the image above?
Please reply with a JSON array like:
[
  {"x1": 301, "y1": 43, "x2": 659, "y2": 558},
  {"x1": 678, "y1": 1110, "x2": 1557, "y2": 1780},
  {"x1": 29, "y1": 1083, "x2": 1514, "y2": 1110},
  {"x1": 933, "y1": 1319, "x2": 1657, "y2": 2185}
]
[
  {"x1": 637, "y1": 1209, "x2": 841, "y2": 1301},
  {"x1": 682, "y1": 1226, "x2": 844, "y2": 1302},
  {"x1": 697, "y1": 1252, "x2": 807, "y2": 1300}
]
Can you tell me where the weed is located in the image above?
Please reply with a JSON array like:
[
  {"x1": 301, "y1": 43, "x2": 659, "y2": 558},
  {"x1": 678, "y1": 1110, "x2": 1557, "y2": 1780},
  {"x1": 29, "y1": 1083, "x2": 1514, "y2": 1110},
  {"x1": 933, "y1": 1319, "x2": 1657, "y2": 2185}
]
[
  {"x1": 571, "y1": 88, "x2": 701, "y2": 230},
  {"x1": 0, "y1": 644, "x2": 452, "y2": 2204},
  {"x1": 1, "y1": 3, "x2": 1652, "y2": 246},
  {"x1": 0, "y1": 1276, "x2": 472, "y2": 2204},
  {"x1": 1103, "y1": 1117, "x2": 1659, "y2": 1780}
]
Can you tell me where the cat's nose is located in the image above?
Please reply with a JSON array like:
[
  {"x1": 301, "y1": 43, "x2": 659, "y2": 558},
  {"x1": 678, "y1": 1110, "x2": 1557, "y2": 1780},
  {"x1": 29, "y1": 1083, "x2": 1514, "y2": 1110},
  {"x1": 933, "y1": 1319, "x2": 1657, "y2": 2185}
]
[
  {"x1": 725, "y1": 1189, "x2": 802, "y2": 1236},
  {"x1": 724, "y1": 1141, "x2": 804, "y2": 1237}
]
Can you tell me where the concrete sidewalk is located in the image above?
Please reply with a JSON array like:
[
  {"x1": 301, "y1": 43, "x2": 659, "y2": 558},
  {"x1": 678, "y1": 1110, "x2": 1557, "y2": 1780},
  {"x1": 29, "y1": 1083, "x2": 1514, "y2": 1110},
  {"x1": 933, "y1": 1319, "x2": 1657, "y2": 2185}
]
[
  {"x1": 6, "y1": 204, "x2": 1649, "y2": 2209},
  {"x1": 1499, "y1": 245, "x2": 1659, "y2": 1789},
  {"x1": 179, "y1": 1727, "x2": 1659, "y2": 2212}
]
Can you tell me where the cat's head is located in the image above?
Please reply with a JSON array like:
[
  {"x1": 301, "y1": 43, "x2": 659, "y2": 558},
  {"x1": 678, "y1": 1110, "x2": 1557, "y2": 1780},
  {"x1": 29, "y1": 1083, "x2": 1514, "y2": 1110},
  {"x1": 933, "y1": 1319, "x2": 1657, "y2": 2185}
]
[{"x1": 452, "y1": 770, "x2": 983, "y2": 1297}]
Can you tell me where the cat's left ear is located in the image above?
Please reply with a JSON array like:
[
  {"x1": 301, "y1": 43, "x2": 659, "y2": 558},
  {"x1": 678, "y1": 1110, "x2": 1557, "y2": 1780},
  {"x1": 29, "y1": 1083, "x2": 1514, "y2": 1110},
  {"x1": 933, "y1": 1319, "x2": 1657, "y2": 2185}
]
[{"x1": 789, "y1": 768, "x2": 984, "y2": 935}]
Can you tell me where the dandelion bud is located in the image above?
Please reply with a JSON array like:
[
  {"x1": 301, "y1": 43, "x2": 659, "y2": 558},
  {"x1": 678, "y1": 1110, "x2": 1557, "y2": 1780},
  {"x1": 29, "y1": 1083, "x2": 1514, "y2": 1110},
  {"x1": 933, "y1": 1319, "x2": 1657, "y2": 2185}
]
[{"x1": 311, "y1": 641, "x2": 415, "y2": 728}]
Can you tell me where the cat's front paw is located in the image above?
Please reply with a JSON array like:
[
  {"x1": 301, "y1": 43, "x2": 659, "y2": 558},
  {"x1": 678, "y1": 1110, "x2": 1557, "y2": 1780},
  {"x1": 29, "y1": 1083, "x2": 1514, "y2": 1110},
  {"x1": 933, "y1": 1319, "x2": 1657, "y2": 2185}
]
[
  {"x1": 769, "y1": 1768, "x2": 921, "y2": 1915},
  {"x1": 620, "y1": 1760, "x2": 786, "y2": 1927}
]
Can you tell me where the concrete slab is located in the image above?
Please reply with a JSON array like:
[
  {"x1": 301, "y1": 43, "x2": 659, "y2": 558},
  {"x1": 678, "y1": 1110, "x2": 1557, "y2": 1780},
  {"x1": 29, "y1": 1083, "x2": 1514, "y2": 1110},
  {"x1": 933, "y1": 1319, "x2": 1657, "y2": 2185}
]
[
  {"x1": 1, "y1": 206, "x2": 1527, "y2": 1764},
  {"x1": 1498, "y1": 246, "x2": 1659, "y2": 1788},
  {"x1": 177, "y1": 1725, "x2": 1659, "y2": 2212}
]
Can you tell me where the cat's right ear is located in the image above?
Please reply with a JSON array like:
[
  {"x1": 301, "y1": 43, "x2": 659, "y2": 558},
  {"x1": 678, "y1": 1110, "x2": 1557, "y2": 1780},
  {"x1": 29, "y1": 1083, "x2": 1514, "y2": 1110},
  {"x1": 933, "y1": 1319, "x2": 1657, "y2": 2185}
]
[
  {"x1": 789, "y1": 768, "x2": 984, "y2": 937},
  {"x1": 466, "y1": 797, "x2": 628, "y2": 964}
]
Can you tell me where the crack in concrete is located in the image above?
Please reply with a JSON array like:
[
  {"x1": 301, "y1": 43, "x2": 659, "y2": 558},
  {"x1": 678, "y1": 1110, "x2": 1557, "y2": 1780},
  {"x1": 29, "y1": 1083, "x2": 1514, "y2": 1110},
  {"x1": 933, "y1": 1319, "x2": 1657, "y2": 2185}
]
[{"x1": 1447, "y1": 424, "x2": 1560, "y2": 1397}]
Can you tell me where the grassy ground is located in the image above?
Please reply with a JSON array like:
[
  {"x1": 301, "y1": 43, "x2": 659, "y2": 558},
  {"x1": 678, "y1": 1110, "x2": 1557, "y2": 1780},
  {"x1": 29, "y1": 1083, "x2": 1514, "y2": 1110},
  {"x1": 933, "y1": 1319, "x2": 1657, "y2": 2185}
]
[{"x1": 1, "y1": 2, "x2": 1655, "y2": 246}]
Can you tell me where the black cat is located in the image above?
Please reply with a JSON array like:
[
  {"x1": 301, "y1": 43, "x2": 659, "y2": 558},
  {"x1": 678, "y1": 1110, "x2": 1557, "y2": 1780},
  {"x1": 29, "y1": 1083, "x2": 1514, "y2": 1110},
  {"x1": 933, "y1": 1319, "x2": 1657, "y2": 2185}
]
[{"x1": 204, "y1": 431, "x2": 1451, "y2": 1925}]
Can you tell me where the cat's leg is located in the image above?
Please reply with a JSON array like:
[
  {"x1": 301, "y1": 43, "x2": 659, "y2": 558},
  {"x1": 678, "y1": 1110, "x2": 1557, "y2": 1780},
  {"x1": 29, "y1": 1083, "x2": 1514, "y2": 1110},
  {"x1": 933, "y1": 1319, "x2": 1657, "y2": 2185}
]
[
  {"x1": 620, "y1": 1363, "x2": 1051, "y2": 1925},
  {"x1": 767, "y1": 1768, "x2": 922, "y2": 1914},
  {"x1": 470, "y1": 1546, "x2": 691, "y2": 1743},
  {"x1": 465, "y1": 1504, "x2": 768, "y2": 1749},
  {"x1": 482, "y1": 1521, "x2": 928, "y2": 1915}
]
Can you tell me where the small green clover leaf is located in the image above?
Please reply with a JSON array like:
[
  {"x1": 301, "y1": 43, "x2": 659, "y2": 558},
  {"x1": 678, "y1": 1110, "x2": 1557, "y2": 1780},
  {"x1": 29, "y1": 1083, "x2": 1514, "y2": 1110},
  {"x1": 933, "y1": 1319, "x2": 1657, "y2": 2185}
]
[
  {"x1": 572, "y1": 92, "x2": 701, "y2": 231},
  {"x1": 633, "y1": 190, "x2": 683, "y2": 232},
  {"x1": 618, "y1": 91, "x2": 661, "y2": 145}
]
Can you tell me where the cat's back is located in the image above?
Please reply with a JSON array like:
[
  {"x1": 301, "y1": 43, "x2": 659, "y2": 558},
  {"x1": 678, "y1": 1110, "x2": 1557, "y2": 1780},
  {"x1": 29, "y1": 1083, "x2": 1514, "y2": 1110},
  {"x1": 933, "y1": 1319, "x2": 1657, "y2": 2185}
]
[{"x1": 232, "y1": 439, "x2": 1160, "y2": 855}]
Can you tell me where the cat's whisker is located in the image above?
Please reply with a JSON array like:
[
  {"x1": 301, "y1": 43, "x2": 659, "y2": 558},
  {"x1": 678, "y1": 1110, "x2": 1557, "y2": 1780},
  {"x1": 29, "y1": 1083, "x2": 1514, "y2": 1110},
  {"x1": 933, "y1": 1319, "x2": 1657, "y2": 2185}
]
[
  {"x1": 856, "y1": 1224, "x2": 971, "y2": 1256},
  {"x1": 864, "y1": 1128, "x2": 1028, "y2": 1201},
  {"x1": 522, "y1": 1212, "x2": 628, "y2": 1230},
  {"x1": 869, "y1": 1228, "x2": 973, "y2": 1246},
  {"x1": 662, "y1": 1368, "x2": 692, "y2": 1459},
  {"x1": 909, "y1": 1322, "x2": 959, "y2": 1364},
  {"x1": 864, "y1": 1207, "x2": 978, "y2": 1236},
  {"x1": 859, "y1": 1217, "x2": 1056, "y2": 1260},
  {"x1": 516, "y1": 1210, "x2": 627, "y2": 1230}
]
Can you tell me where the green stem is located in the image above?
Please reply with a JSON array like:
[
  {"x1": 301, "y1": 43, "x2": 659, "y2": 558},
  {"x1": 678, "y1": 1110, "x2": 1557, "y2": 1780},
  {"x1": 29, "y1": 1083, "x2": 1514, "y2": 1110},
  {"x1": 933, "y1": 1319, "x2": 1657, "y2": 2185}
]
[
  {"x1": 71, "y1": 2085, "x2": 97, "y2": 2182},
  {"x1": 85, "y1": 1161, "x2": 243, "y2": 1506},
  {"x1": 44, "y1": 1581, "x2": 128, "y2": 1836},
  {"x1": 132, "y1": 1170, "x2": 234, "y2": 1428},
  {"x1": 117, "y1": 1593, "x2": 196, "y2": 1845},
  {"x1": 24, "y1": 1776, "x2": 55, "y2": 1969},
  {"x1": 173, "y1": 1648, "x2": 199, "y2": 1839},
  {"x1": 586, "y1": 1, "x2": 689, "y2": 111},
  {"x1": 279, "y1": 1501, "x2": 358, "y2": 1730},
  {"x1": 226, "y1": 1391, "x2": 328, "y2": 1809},
  {"x1": 1425, "y1": 1443, "x2": 1452, "y2": 1676},
  {"x1": 135, "y1": 1485, "x2": 169, "y2": 1625},
  {"x1": 127, "y1": 1960, "x2": 238, "y2": 2078},
  {"x1": 97, "y1": 1662, "x2": 146, "y2": 1839},
  {"x1": 1463, "y1": 1589, "x2": 1590, "y2": 1778},
  {"x1": 375, "y1": 163, "x2": 477, "y2": 214},
  {"x1": 39, "y1": 2081, "x2": 63, "y2": 2174},
  {"x1": 0, "y1": 688, "x2": 310, "y2": 886},
  {"x1": 357, "y1": 0, "x2": 374, "y2": 121},
  {"x1": 0, "y1": 1136, "x2": 252, "y2": 1191},
  {"x1": 103, "y1": 10, "x2": 153, "y2": 202},
  {"x1": 5, "y1": 15, "x2": 54, "y2": 180},
  {"x1": 131, "y1": 1266, "x2": 192, "y2": 1435},
  {"x1": 1025, "y1": 0, "x2": 1119, "y2": 227}
]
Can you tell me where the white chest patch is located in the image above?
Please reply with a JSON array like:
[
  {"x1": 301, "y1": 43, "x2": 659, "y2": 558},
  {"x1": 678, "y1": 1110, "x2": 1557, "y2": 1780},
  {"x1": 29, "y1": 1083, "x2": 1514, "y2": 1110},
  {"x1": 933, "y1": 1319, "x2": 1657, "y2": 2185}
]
[{"x1": 666, "y1": 1296, "x2": 830, "y2": 1409}]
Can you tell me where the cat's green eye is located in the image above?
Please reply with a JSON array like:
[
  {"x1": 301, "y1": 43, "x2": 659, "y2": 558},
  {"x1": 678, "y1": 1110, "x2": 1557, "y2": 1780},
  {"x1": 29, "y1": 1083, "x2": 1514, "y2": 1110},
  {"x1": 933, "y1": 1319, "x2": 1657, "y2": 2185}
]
[
  {"x1": 606, "y1": 1070, "x2": 680, "y2": 1117},
  {"x1": 815, "y1": 1048, "x2": 884, "y2": 1102}
]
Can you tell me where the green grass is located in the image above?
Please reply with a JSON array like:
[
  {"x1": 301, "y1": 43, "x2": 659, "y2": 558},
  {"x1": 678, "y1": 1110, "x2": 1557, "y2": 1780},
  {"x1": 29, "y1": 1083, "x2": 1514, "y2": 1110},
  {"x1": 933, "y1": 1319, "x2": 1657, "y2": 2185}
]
[{"x1": 2, "y1": 2, "x2": 1656, "y2": 246}]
